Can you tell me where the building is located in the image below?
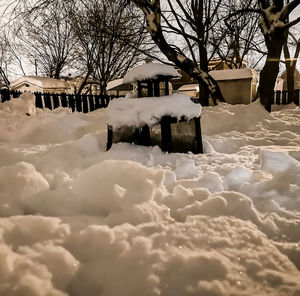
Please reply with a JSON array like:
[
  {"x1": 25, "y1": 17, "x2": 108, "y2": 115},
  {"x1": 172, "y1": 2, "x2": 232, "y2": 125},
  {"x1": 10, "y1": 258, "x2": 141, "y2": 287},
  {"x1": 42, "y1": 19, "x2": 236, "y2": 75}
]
[
  {"x1": 10, "y1": 76, "x2": 72, "y2": 94},
  {"x1": 210, "y1": 68, "x2": 258, "y2": 104},
  {"x1": 106, "y1": 78, "x2": 133, "y2": 96},
  {"x1": 10, "y1": 76, "x2": 102, "y2": 95},
  {"x1": 177, "y1": 68, "x2": 259, "y2": 105},
  {"x1": 171, "y1": 57, "x2": 248, "y2": 91}
]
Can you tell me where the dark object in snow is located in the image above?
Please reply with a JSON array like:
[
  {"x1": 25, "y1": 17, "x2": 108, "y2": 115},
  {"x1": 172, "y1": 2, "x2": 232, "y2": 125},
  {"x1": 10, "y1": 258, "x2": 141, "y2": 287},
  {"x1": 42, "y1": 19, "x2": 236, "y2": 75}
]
[{"x1": 107, "y1": 64, "x2": 203, "y2": 154}]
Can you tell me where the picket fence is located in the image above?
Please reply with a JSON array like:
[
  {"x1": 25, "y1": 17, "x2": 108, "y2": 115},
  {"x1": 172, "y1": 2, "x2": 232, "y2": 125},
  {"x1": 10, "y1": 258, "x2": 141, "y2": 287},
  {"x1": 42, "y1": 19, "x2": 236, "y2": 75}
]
[
  {"x1": 0, "y1": 89, "x2": 118, "y2": 113},
  {"x1": 271, "y1": 89, "x2": 300, "y2": 106},
  {"x1": 0, "y1": 89, "x2": 299, "y2": 113}
]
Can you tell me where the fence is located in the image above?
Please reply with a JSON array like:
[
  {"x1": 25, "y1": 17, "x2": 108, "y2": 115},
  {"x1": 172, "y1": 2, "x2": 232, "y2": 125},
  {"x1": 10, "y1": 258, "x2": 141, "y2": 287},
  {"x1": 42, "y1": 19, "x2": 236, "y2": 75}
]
[
  {"x1": 272, "y1": 89, "x2": 300, "y2": 106},
  {"x1": 0, "y1": 89, "x2": 118, "y2": 113}
]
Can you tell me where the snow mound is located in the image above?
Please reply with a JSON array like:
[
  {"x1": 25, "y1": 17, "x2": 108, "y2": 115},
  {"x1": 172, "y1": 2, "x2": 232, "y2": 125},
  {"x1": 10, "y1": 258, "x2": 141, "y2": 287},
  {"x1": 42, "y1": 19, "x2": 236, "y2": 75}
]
[
  {"x1": 0, "y1": 91, "x2": 36, "y2": 115},
  {"x1": 0, "y1": 98, "x2": 300, "y2": 295}
]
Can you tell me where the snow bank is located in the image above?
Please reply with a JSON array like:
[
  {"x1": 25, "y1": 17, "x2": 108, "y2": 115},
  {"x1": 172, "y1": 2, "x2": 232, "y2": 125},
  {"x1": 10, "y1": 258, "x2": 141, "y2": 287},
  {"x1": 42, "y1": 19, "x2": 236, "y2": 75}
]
[
  {"x1": 123, "y1": 63, "x2": 181, "y2": 83},
  {"x1": 0, "y1": 100, "x2": 300, "y2": 295},
  {"x1": 107, "y1": 94, "x2": 201, "y2": 128},
  {"x1": 0, "y1": 92, "x2": 36, "y2": 115}
]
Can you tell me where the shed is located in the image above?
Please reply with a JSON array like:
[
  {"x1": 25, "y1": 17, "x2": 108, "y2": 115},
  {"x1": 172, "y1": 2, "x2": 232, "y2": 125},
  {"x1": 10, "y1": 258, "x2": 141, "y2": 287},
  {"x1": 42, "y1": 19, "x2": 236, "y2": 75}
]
[{"x1": 209, "y1": 68, "x2": 258, "y2": 104}]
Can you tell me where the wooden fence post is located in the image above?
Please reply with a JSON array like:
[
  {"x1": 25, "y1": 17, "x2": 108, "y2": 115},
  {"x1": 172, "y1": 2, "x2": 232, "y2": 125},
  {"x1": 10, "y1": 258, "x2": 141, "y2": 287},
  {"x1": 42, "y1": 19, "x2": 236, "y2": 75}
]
[
  {"x1": 275, "y1": 90, "x2": 281, "y2": 105},
  {"x1": 35, "y1": 92, "x2": 43, "y2": 108},
  {"x1": 294, "y1": 89, "x2": 299, "y2": 106},
  {"x1": 88, "y1": 95, "x2": 95, "y2": 111},
  {"x1": 75, "y1": 94, "x2": 82, "y2": 112},
  {"x1": 61, "y1": 93, "x2": 68, "y2": 108},
  {"x1": 82, "y1": 94, "x2": 89, "y2": 113},
  {"x1": 68, "y1": 94, "x2": 75, "y2": 112},
  {"x1": 53, "y1": 93, "x2": 60, "y2": 109},
  {"x1": 43, "y1": 93, "x2": 52, "y2": 109},
  {"x1": 282, "y1": 90, "x2": 287, "y2": 104}
]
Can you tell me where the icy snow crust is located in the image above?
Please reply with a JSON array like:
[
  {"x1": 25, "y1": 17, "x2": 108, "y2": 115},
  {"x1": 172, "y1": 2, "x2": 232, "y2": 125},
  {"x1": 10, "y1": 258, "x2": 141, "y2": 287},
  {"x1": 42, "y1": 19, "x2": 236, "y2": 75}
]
[
  {"x1": 123, "y1": 63, "x2": 181, "y2": 83},
  {"x1": 1, "y1": 98, "x2": 300, "y2": 296},
  {"x1": 107, "y1": 94, "x2": 201, "y2": 128}
]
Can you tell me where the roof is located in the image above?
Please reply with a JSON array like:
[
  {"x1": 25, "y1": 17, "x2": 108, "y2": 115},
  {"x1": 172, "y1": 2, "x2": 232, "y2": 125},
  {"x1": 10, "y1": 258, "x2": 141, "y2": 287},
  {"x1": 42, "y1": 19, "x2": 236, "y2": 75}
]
[
  {"x1": 177, "y1": 84, "x2": 199, "y2": 91},
  {"x1": 11, "y1": 76, "x2": 70, "y2": 89},
  {"x1": 107, "y1": 79, "x2": 124, "y2": 90},
  {"x1": 123, "y1": 63, "x2": 181, "y2": 83},
  {"x1": 209, "y1": 68, "x2": 258, "y2": 81}
]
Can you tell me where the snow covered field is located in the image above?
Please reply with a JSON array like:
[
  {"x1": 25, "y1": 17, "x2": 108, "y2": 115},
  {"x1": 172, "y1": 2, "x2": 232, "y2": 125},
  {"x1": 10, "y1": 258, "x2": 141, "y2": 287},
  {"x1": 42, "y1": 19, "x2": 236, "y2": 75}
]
[{"x1": 0, "y1": 96, "x2": 300, "y2": 296}]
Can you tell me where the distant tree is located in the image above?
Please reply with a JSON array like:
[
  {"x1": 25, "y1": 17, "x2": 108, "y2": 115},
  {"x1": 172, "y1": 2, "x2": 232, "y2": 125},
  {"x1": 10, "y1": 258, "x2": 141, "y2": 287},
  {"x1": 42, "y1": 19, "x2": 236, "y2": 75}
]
[
  {"x1": 257, "y1": 0, "x2": 300, "y2": 112},
  {"x1": 14, "y1": 0, "x2": 76, "y2": 79},
  {"x1": 130, "y1": 0, "x2": 225, "y2": 106},
  {"x1": 0, "y1": 32, "x2": 11, "y2": 88},
  {"x1": 216, "y1": 0, "x2": 265, "y2": 69},
  {"x1": 283, "y1": 29, "x2": 300, "y2": 101}
]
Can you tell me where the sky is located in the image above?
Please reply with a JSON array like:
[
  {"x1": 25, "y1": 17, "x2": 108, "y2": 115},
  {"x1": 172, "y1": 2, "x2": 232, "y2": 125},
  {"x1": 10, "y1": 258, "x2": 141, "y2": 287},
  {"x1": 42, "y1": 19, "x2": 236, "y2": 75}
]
[{"x1": 0, "y1": 0, "x2": 299, "y2": 81}]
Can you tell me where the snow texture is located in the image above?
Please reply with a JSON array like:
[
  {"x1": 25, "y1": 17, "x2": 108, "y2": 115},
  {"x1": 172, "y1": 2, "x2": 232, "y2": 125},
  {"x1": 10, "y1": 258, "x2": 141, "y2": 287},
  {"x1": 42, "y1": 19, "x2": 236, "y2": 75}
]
[
  {"x1": 123, "y1": 63, "x2": 181, "y2": 83},
  {"x1": 107, "y1": 94, "x2": 201, "y2": 128},
  {"x1": 0, "y1": 97, "x2": 300, "y2": 296}
]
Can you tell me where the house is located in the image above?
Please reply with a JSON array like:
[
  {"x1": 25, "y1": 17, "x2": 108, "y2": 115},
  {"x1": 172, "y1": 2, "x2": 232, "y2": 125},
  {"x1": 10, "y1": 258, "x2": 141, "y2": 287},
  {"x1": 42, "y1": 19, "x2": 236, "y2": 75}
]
[
  {"x1": 10, "y1": 76, "x2": 102, "y2": 95},
  {"x1": 11, "y1": 76, "x2": 72, "y2": 94}
]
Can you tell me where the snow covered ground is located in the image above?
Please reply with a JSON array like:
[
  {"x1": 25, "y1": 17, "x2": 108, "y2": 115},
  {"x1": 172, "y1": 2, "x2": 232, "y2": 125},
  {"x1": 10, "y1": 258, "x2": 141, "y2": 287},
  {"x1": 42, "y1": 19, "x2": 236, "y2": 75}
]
[{"x1": 0, "y1": 95, "x2": 300, "y2": 296}]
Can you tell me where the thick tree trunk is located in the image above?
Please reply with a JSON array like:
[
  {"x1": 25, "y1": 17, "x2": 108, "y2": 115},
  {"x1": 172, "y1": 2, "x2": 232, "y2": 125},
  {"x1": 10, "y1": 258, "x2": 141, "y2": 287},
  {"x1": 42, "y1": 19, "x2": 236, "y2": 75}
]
[{"x1": 258, "y1": 32, "x2": 285, "y2": 112}]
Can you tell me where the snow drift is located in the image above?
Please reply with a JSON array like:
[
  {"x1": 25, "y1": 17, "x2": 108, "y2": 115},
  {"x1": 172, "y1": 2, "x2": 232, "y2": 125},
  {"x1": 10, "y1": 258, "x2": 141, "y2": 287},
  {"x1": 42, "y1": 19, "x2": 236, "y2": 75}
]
[{"x1": 0, "y1": 97, "x2": 300, "y2": 296}]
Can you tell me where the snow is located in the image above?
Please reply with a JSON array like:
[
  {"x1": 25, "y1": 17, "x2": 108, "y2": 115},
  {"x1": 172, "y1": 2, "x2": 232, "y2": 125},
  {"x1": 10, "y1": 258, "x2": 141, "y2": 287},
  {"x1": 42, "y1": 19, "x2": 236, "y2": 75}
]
[
  {"x1": 123, "y1": 63, "x2": 181, "y2": 83},
  {"x1": 11, "y1": 76, "x2": 69, "y2": 89},
  {"x1": 0, "y1": 91, "x2": 36, "y2": 115},
  {"x1": 107, "y1": 94, "x2": 201, "y2": 129},
  {"x1": 1, "y1": 96, "x2": 300, "y2": 296},
  {"x1": 209, "y1": 68, "x2": 258, "y2": 81},
  {"x1": 107, "y1": 78, "x2": 124, "y2": 91}
]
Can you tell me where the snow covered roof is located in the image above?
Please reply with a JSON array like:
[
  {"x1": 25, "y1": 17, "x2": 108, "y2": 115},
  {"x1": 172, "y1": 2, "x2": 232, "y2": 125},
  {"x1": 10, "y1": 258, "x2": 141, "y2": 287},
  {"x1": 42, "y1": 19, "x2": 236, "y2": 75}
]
[
  {"x1": 11, "y1": 76, "x2": 70, "y2": 89},
  {"x1": 107, "y1": 94, "x2": 201, "y2": 128},
  {"x1": 107, "y1": 79, "x2": 124, "y2": 91},
  {"x1": 177, "y1": 84, "x2": 199, "y2": 92},
  {"x1": 209, "y1": 68, "x2": 258, "y2": 81},
  {"x1": 123, "y1": 63, "x2": 181, "y2": 83}
]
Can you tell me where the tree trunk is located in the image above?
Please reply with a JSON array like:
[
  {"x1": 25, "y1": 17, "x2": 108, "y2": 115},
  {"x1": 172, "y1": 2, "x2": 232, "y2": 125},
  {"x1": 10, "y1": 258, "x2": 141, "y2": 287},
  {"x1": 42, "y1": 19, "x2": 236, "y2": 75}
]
[
  {"x1": 199, "y1": 42, "x2": 210, "y2": 106},
  {"x1": 286, "y1": 64, "x2": 295, "y2": 103},
  {"x1": 258, "y1": 32, "x2": 286, "y2": 112}
]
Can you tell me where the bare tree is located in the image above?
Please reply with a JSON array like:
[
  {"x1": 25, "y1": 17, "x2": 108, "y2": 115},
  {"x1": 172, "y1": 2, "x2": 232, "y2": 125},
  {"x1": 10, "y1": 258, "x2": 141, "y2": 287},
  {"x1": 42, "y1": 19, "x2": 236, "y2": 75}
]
[
  {"x1": 257, "y1": 0, "x2": 300, "y2": 111},
  {"x1": 284, "y1": 32, "x2": 300, "y2": 99},
  {"x1": 14, "y1": 0, "x2": 76, "y2": 78},
  {"x1": 68, "y1": 0, "x2": 150, "y2": 95},
  {"x1": 0, "y1": 31, "x2": 12, "y2": 88},
  {"x1": 130, "y1": 0, "x2": 225, "y2": 106},
  {"x1": 216, "y1": 0, "x2": 265, "y2": 69}
]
